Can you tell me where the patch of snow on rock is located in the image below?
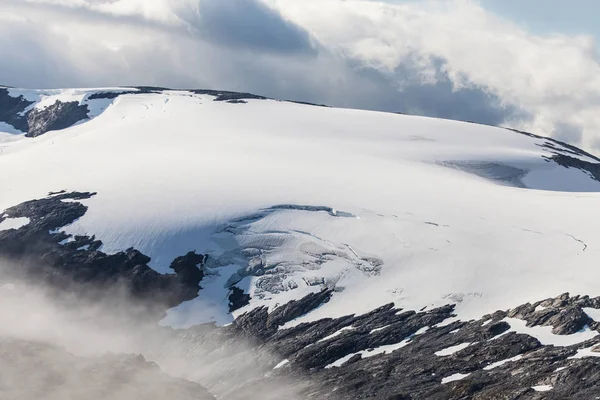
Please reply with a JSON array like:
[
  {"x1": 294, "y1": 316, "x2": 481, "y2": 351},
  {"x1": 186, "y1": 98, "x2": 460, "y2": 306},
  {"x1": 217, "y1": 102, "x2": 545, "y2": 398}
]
[
  {"x1": 435, "y1": 342, "x2": 471, "y2": 356},
  {"x1": 583, "y1": 307, "x2": 600, "y2": 322},
  {"x1": 273, "y1": 359, "x2": 289, "y2": 369},
  {"x1": 0, "y1": 217, "x2": 30, "y2": 231},
  {"x1": 532, "y1": 385, "x2": 553, "y2": 392},
  {"x1": 568, "y1": 346, "x2": 600, "y2": 359},
  {"x1": 441, "y1": 373, "x2": 470, "y2": 384},
  {"x1": 318, "y1": 326, "x2": 355, "y2": 342},
  {"x1": 503, "y1": 318, "x2": 598, "y2": 346},
  {"x1": 483, "y1": 355, "x2": 522, "y2": 370}
]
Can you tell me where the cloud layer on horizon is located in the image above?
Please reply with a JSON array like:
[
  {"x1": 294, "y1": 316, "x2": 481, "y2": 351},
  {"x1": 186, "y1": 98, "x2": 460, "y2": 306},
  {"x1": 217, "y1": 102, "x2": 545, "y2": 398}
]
[{"x1": 2, "y1": 0, "x2": 600, "y2": 151}]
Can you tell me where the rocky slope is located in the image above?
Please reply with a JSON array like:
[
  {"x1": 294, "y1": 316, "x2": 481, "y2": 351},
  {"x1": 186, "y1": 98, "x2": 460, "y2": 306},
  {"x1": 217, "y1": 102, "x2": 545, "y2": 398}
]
[{"x1": 2, "y1": 193, "x2": 600, "y2": 399}]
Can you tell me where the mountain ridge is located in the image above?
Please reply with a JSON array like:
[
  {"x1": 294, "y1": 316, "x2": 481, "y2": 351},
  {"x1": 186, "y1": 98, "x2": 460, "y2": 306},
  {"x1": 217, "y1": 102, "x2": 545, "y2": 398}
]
[{"x1": 3, "y1": 85, "x2": 600, "y2": 398}]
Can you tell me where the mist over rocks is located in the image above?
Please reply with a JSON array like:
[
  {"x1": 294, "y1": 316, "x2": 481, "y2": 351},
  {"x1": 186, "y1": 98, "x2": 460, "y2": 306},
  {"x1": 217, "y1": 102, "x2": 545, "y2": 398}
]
[{"x1": 0, "y1": 338, "x2": 215, "y2": 400}]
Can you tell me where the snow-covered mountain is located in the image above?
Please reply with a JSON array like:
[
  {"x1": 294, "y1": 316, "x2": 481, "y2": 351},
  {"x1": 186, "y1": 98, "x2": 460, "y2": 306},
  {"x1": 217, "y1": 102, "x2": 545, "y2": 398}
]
[{"x1": 3, "y1": 86, "x2": 600, "y2": 398}]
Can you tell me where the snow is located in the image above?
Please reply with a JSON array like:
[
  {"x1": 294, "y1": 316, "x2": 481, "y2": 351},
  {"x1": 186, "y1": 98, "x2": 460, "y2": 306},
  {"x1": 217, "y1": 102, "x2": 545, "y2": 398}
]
[
  {"x1": 370, "y1": 325, "x2": 389, "y2": 334},
  {"x1": 568, "y1": 346, "x2": 600, "y2": 359},
  {"x1": 502, "y1": 318, "x2": 598, "y2": 346},
  {"x1": 415, "y1": 326, "x2": 430, "y2": 335},
  {"x1": 325, "y1": 336, "x2": 414, "y2": 368},
  {"x1": 2, "y1": 87, "x2": 136, "y2": 136},
  {"x1": 441, "y1": 373, "x2": 470, "y2": 384},
  {"x1": 532, "y1": 385, "x2": 553, "y2": 392},
  {"x1": 583, "y1": 307, "x2": 600, "y2": 322},
  {"x1": 318, "y1": 326, "x2": 355, "y2": 342},
  {"x1": 434, "y1": 316, "x2": 461, "y2": 328},
  {"x1": 2, "y1": 88, "x2": 600, "y2": 328},
  {"x1": 483, "y1": 355, "x2": 522, "y2": 370},
  {"x1": 0, "y1": 217, "x2": 30, "y2": 231},
  {"x1": 273, "y1": 359, "x2": 289, "y2": 369},
  {"x1": 435, "y1": 342, "x2": 471, "y2": 356}
]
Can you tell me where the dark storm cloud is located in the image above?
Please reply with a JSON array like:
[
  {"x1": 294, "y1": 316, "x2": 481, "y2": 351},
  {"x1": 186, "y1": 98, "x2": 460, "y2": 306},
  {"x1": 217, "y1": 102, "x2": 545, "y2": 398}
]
[
  {"x1": 324, "y1": 58, "x2": 530, "y2": 128},
  {"x1": 188, "y1": 0, "x2": 317, "y2": 54}
]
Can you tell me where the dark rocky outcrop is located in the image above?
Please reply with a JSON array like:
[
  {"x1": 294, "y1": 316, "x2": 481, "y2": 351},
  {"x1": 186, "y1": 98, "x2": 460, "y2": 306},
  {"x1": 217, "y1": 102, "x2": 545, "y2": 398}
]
[
  {"x1": 191, "y1": 89, "x2": 268, "y2": 102},
  {"x1": 215, "y1": 291, "x2": 600, "y2": 399},
  {"x1": 0, "y1": 192, "x2": 206, "y2": 312},
  {"x1": 0, "y1": 89, "x2": 90, "y2": 137},
  {"x1": 26, "y1": 101, "x2": 89, "y2": 137},
  {"x1": 549, "y1": 153, "x2": 600, "y2": 182},
  {"x1": 0, "y1": 88, "x2": 33, "y2": 132},
  {"x1": 508, "y1": 127, "x2": 600, "y2": 183},
  {"x1": 229, "y1": 286, "x2": 251, "y2": 312},
  {"x1": 167, "y1": 289, "x2": 600, "y2": 399}
]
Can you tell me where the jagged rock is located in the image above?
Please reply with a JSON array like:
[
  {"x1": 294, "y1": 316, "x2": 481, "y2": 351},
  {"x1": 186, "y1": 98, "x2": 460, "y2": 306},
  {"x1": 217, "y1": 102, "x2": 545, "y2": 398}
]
[
  {"x1": 0, "y1": 88, "x2": 33, "y2": 132},
  {"x1": 507, "y1": 294, "x2": 594, "y2": 334},
  {"x1": 26, "y1": 100, "x2": 89, "y2": 137},
  {"x1": 0, "y1": 192, "x2": 206, "y2": 311},
  {"x1": 169, "y1": 251, "x2": 206, "y2": 288},
  {"x1": 228, "y1": 286, "x2": 251, "y2": 312}
]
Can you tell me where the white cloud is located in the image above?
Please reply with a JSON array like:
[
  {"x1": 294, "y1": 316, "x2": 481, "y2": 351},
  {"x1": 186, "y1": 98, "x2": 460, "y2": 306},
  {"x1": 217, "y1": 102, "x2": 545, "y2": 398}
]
[
  {"x1": 2, "y1": 0, "x2": 600, "y2": 151},
  {"x1": 268, "y1": 0, "x2": 600, "y2": 149}
]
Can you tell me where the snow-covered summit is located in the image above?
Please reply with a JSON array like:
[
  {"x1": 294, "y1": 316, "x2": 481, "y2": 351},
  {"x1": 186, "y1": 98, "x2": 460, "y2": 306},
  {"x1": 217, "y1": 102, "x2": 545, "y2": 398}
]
[{"x1": 1, "y1": 87, "x2": 600, "y2": 329}]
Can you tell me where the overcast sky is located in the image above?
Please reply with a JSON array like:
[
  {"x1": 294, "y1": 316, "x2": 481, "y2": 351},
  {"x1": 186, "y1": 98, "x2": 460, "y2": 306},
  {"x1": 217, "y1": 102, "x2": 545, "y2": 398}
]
[{"x1": 2, "y1": 0, "x2": 600, "y2": 151}]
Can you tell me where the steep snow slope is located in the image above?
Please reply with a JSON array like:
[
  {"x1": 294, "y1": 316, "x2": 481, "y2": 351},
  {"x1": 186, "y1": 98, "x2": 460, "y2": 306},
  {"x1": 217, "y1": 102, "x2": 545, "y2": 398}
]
[{"x1": 1, "y1": 88, "x2": 600, "y2": 328}]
